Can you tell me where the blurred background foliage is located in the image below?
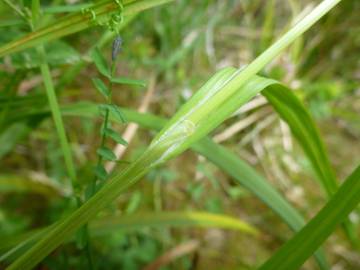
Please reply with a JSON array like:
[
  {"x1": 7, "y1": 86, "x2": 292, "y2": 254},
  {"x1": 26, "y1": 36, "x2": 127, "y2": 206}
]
[{"x1": 0, "y1": 0, "x2": 359, "y2": 269}]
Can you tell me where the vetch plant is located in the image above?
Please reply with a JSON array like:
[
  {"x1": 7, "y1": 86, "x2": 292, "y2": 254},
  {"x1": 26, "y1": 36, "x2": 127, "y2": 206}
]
[{"x1": 88, "y1": 37, "x2": 128, "y2": 197}]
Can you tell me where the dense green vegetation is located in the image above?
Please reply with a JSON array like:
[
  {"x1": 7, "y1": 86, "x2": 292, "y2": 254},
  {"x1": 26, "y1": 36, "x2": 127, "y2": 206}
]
[{"x1": 0, "y1": 0, "x2": 359, "y2": 269}]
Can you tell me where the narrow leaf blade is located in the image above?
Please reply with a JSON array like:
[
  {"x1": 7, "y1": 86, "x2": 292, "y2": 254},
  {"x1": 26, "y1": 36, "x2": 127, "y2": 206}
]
[
  {"x1": 111, "y1": 77, "x2": 146, "y2": 87},
  {"x1": 96, "y1": 146, "x2": 116, "y2": 161},
  {"x1": 104, "y1": 128, "x2": 128, "y2": 146},
  {"x1": 94, "y1": 164, "x2": 108, "y2": 181},
  {"x1": 92, "y1": 78, "x2": 110, "y2": 98},
  {"x1": 90, "y1": 47, "x2": 110, "y2": 78},
  {"x1": 259, "y1": 165, "x2": 360, "y2": 270}
]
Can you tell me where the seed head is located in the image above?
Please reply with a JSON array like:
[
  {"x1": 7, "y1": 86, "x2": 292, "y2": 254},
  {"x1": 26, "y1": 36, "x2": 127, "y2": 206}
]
[{"x1": 112, "y1": 35, "x2": 123, "y2": 61}]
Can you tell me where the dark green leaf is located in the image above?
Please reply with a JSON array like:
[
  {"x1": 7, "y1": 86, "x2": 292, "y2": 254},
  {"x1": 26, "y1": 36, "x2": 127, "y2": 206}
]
[
  {"x1": 108, "y1": 104, "x2": 126, "y2": 123},
  {"x1": 90, "y1": 47, "x2": 110, "y2": 78},
  {"x1": 104, "y1": 128, "x2": 128, "y2": 146},
  {"x1": 96, "y1": 146, "x2": 116, "y2": 161},
  {"x1": 111, "y1": 77, "x2": 146, "y2": 88},
  {"x1": 94, "y1": 164, "x2": 108, "y2": 181}
]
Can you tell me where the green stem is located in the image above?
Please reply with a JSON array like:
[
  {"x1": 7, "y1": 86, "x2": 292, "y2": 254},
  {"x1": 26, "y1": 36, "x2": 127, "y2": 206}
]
[
  {"x1": 89, "y1": 60, "x2": 117, "y2": 196},
  {"x1": 36, "y1": 46, "x2": 79, "y2": 194},
  {"x1": 31, "y1": 2, "x2": 90, "y2": 268},
  {"x1": 83, "y1": 46, "x2": 118, "y2": 270},
  {"x1": 30, "y1": 0, "x2": 78, "y2": 196}
]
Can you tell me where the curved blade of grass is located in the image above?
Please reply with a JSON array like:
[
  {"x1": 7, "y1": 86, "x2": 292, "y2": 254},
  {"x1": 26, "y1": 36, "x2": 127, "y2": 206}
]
[
  {"x1": 259, "y1": 164, "x2": 360, "y2": 270},
  {"x1": 262, "y1": 86, "x2": 357, "y2": 244},
  {"x1": 192, "y1": 139, "x2": 329, "y2": 269},
  {"x1": 263, "y1": 87, "x2": 338, "y2": 195},
  {"x1": 8, "y1": 1, "x2": 341, "y2": 268},
  {"x1": 0, "y1": 0, "x2": 175, "y2": 58},
  {"x1": 91, "y1": 211, "x2": 258, "y2": 234},
  {"x1": 0, "y1": 211, "x2": 257, "y2": 262},
  {"x1": 0, "y1": 174, "x2": 66, "y2": 198}
]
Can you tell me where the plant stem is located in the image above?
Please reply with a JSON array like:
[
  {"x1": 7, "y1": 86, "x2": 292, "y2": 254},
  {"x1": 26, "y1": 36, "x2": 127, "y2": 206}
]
[
  {"x1": 37, "y1": 46, "x2": 79, "y2": 192},
  {"x1": 31, "y1": 1, "x2": 91, "y2": 267},
  {"x1": 83, "y1": 44, "x2": 119, "y2": 270},
  {"x1": 89, "y1": 60, "x2": 117, "y2": 196}
]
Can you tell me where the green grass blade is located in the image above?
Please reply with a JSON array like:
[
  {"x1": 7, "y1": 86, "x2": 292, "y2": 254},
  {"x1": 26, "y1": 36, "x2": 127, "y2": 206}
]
[
  {"x1": 0, "y1": 174, "x2": 66, "y2": 198},
  {"x1": 36, "y1": 46, "x2": 78, "y2": 190},
  {"x1": 91, "y1": 211, "x2": 258, "y2": 234},
  {"x1": 259, "y1": 164, "x2": 360, "y2": 270},
  {"x1": 0, "y1": 0, "x2": 175, "y2": 58},
  {"x1": 263, "y1": 86, "x2": 338, "y2": 195},
  {"x1": 192, "y1": 139, "x2": 329, "y2": 269},
  {"x1": 262, "y1": 85, "x2": 357, "y2": 244},
  {"x1": 0, "y1": 211, "x2": 257, "y2": 262}
]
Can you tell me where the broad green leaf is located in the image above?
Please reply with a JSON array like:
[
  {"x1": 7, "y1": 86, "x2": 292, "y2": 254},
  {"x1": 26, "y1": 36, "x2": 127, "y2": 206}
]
[
  {"x1": 0, "y1": 0, "x2": 176, "y2": 57},
  {"x1": 104, "y1": 128, "x2": 128, "y2": 146},
  {"x1": 259, "y1": 164, "x2": 360, "y2": 270},
  {"x1": 90, "y1": 47, "x2": 109, "y2": 78},
  {"x1": 92, "y1": 77, "x2": 110, "y2": 98},
  {"x1": 111, "y1": 77, "x2": 146, "y2": 87},
  {"x1": 96, "y1": 146, "x2": 117, "y2": 161}
]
